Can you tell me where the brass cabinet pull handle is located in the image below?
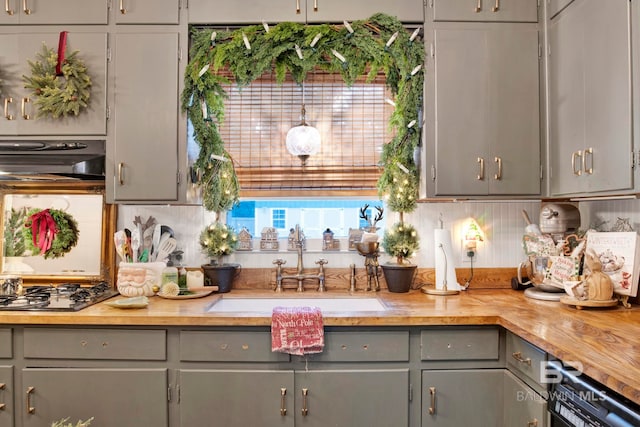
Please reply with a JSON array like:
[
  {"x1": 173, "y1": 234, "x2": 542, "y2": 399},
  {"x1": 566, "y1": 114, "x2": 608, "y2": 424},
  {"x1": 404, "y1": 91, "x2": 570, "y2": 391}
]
[
  {"x1": 0, "y1": 382, "x2": 4, "y2": 410},
  {"x1": 301, "y1": 388, "x2": 308, "y2": 416},
  {"x1": 21, "y1": 97, "x2": 31, "y2": 120},
  {"x1": 527, "y1": 419, "x2": 538, "y2": 427},
  {"x1": 26, "y1": 386, "x2": 35, "y2": 414},
  {"x1": 280, "y1": 388, "x2": 287, "y2": 416},
  {"x1": 313, "y1": 0, "x2": 318, "y2": 12},
  {"x1": 119, "y1": 0, "x2": 126, "y2": 14},
  {"x1": 583, "y1": 147, "x2": 593, "y2": 175},
  {"x1": 475, "y1": 0, "x2": 482, "y2": 12},
  {"x1": 295, "y1": 0, "x2": 300, "y2": 14},
  {"x1": 494, "y1": 156, "x2": 502, "y2": 180},
  {"x1": 476, "y1": 157, "x2": 485, "y2": 180},
  {"x1": 512, "y1": 351, "x2": 532, "y2": 366},
  {"x1": 3, "y1": 97, "x2": 14, "y2": 120},
  {"x1": 21, "y1": 0, "x2": 30, "y2": 14},
  {"x1": 428, "y1": 387, "x2": 436, "y2": 415},
  {"x1": 4, "y1": 0, "x2": 14, "y2": 15},
  {"x1": 571, "y1": 150, "x2": 582, "y2": 176},
  {"x1": 492, "y1": 0, "x2": 500, "y2": 12},
  {"x1": 118, "y1": 162, "x2": 125, "y2": 185}
]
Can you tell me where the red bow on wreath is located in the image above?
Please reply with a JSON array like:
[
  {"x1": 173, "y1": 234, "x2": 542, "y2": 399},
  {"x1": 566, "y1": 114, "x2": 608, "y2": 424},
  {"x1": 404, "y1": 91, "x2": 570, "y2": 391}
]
[{"x1": 29, "y1": 209, "x2": 58, "y2": 254}]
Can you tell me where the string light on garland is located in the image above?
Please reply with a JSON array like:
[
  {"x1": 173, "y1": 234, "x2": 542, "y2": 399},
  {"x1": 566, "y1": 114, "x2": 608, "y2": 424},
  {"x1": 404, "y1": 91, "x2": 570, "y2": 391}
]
[{"x1": 22, "y1": 37, "x2": 92, "y2": 119}]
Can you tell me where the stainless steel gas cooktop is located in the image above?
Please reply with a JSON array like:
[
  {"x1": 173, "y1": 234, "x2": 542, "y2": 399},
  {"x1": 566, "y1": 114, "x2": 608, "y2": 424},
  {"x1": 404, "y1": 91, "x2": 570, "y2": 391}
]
[{"x1": 0, "y1": 282, "x2": 117, "y2": 312}]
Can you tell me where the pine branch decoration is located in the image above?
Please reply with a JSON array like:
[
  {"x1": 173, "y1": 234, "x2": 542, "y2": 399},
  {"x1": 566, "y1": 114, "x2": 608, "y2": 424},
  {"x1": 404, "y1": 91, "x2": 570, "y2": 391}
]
[
  {"x1": 182, "y1": 13, "x2": 425, "y2": 214},
  {"x1": 22, "y1": 44, "x2": 92, "y2": 119},
  {"x1": 3, "y1": 207, "x2": 27, "y2": 257}
]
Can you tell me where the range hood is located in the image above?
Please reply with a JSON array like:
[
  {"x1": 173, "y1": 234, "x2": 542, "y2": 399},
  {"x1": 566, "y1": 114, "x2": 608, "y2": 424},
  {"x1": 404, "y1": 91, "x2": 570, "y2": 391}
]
[{"x1": 0, "y1": 140, "x2": 105, "y2": 181}]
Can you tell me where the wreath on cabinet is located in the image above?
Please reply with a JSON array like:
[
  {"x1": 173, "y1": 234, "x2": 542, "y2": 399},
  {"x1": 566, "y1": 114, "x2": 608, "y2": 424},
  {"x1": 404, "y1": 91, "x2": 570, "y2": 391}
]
[
  {"x1": 22, "y1": 41, "x2": 92, "y2": 119},
  {"x1": 22, "y1": 208, "x2": 80, "y2": 259},
  {"x1": 182, "y1": 13, "x2": 424, "y2": 214}
]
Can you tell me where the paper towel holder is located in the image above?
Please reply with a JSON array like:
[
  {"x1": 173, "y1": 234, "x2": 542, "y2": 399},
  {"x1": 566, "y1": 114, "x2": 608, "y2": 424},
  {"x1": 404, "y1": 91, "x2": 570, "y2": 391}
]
[{"x1": 422, "y1": 243, "x2": 460, "y2": 296}]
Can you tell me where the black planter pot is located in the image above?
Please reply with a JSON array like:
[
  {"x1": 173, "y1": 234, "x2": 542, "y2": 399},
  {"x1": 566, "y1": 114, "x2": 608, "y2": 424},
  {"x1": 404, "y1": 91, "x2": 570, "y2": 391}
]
[
  {"x1": 381, "y1": 263, "x2": 417, "y2": 293},
  {"x1": 201, "y1": 263, "x2": 240, "y2": 293}
]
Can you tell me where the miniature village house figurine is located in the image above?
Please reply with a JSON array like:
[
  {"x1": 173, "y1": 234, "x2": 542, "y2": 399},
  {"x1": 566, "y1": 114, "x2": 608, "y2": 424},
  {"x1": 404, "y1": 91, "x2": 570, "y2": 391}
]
[
  {"x1": 348, "y1": 228, "x2": 364, "y2": 251},
  {"x1": 322, "y1": 228, "x2": 340, "y2": 251},
  {"x1": 260, "y1": 227, "x2": 279, "y2": 251},
  {"x1": 287, "y1": 227, "x2": 306, "y2": 251},
  {"x1": 237, "y1": 227, "x2": 253, "y2": 251}
]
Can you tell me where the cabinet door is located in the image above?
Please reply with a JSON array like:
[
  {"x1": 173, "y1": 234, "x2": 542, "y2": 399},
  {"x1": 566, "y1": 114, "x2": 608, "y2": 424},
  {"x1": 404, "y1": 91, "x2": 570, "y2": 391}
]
[
  {"x1": 0, "y1": 0, "x2": 108, "y2": 25},
  {"x1": 421, "y1": 369, "x2": 503, "y2": 427},
  {"x1": 305, "y1": 0, "x2": 424, "y2": 23},
  {"x1": 431, "y1": 26, "x2": 540, "y2": 196},
  {"x1": 188, "y1": 0, "x2": 306, "y2": 24},
  {"x1": 487, "y1": 27, "x2": 540, "y2": 195},
  {"x1": 111, "y1": 32, "x2": 180, "y2": 202},
  {"x1": 432, "y1": 0, "x2": 538, "y2": 23},
  {"x1": 179, "y1": 369, "x2": 295, "y2": 427},
  {"x1": 115, "y1": 0, "x2": 180, "y2": 25},
  {"x1": 21, "y1": 368, "x2": 168, "y2": 427},
  {"x1": 504, "y1": 370, "x2": 548, "y2": 427},
  {"x1": 0, "y1": 32, "x2": 108, "y2": 136},
  {"x1": 296, "y1": 369, "x2": 409, "y2": 427},
  {"x1": 547, "y1": 0, "x2": 632, "y2": 196},
  {"x1": 0, "y1": 366, "x2": 13, "y2": 427}
]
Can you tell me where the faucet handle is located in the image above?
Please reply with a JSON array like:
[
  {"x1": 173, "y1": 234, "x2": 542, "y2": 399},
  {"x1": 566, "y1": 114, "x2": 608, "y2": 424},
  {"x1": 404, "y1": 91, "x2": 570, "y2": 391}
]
[
  {"x1": 315, "y1": 258, "x2": 328, "y2": 266},
  {"x1": 273, "y1": 258, "x2": 286, "y2": 266}
]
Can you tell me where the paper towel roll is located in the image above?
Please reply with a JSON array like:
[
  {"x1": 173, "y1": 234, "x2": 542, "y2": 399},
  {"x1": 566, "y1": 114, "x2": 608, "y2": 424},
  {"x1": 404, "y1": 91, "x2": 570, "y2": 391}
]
[{"x1": 434, "y1": 229, "x2": 461, "y2": 290}]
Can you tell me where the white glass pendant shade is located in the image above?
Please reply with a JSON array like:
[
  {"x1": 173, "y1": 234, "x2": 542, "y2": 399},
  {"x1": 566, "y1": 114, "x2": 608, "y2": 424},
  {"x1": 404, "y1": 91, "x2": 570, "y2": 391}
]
[{"x1": 286, "y1": 104, "x2": 320, "y2": 166}]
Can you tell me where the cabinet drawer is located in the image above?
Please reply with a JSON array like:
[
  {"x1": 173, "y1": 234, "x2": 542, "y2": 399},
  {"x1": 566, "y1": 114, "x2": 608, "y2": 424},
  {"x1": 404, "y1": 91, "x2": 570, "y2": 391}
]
[
  {"x1": 506, "y1": 331, "x2": 546, "y2": 386},
  {"x1": 180, "y1": 331, "x2": 289, "y2": 362},
  {"x1": 433, "y1": 0, "x2": 538, "y2": 22},
  {"x1": 24, "y1": 328, "x2": 166, "y2": 360},
  {"x1": 312, "y1": 331, "x2": 410, "y2": 362},
  {"x1": 421, "y1": 328, "x2": 500, "y2": 361},
  {"x1": 0, "y1": 329, "x2": 11, "y2": 358}
]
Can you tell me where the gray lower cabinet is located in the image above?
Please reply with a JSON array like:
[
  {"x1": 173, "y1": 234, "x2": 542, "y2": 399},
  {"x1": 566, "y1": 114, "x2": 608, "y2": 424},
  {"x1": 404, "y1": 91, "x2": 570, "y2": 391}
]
[
  {"x1": 421, "y1": 369, "x2": 504, "y2": 426},
  {"x1": 504, "y1": 370, "x2": 548, "y2": 427},
  {"x1": 546, "y1": 0, "x2": 633, "y2": 196},
  {"x1": 0, "y1": 366, "x2": 14, "y2": 427},
  {"x1": 21, "y1": 368, "x2": 168, "y2": 427},
  {"x1": 179, "y1": 368, "x2": 409, "y2": 427},
  {"x1": 426, "y1": 24, "x2": 541, "y2": 196}
]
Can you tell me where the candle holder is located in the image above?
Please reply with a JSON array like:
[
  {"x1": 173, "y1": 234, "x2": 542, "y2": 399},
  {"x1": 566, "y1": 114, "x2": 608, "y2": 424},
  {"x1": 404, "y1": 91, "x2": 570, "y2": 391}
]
[{"x1": 355, "y1": 242, "x2": 381, "y2": 292}]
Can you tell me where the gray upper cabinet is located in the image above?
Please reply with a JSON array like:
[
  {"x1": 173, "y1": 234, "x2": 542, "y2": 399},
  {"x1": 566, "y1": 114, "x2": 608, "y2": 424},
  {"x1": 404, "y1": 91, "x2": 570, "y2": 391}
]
[
  {"x1": 0, "y1": 31, "x2": 108, "y2": 136},
  {"x1": 188, "y1": 0, "x2": 307, "y2": 24},
  {"x1": 305, "y1": 0, "x2": 424, "y2": 23},
  {"x1": 0, "y1": 0, "x2": 108, "y2": 25},
  {"x1": 427, "y1": 24, "x2": 541, "y2": 196},
  {"x1": 110, "y1": 32, "x2": 180, "y2": 202},
  {"x1": 547, "y1": 0, "x2": 632, "y2": 196},
  {"x1": 547, "y1": 0, "x2": 575, "y2": 19},
  {"x1": 432, "y1": 0, "x2": 537, "y2": 23},
  {"x1": 188, "y1": 0, "x2": 424, "y2": 24},
  {"x1": 114, "y1": 0, "x2": 180, "y2": 25}
]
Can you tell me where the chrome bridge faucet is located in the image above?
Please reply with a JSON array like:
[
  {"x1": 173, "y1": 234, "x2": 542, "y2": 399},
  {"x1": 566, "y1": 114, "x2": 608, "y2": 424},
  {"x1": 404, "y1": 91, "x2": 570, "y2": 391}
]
[{"x1": 273, "y1": 224, "x2": 327, "y2": 292}]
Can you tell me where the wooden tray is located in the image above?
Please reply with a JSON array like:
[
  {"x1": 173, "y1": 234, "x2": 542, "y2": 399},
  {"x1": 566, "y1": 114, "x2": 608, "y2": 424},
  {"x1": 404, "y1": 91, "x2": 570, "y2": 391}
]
[{"x1": 560, "y1": 295, "x2": 618, "y2": 309}]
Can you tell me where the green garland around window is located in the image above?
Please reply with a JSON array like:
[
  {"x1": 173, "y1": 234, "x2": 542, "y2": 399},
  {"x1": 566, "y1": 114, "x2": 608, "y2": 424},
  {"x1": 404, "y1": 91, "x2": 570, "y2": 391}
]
[
  {"x1": 22, "y1": 44, "x2": 92, "y2": 119},
  {"x1": 182, "y1": 13, "x2": 425, "y2": 214}
]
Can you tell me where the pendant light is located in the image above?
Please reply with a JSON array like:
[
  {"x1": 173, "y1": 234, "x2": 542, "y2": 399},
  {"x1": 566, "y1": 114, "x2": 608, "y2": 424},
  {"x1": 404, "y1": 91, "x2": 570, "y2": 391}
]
[{"x1": 286, "y1": 82, "x2": 321, "y2": 166}]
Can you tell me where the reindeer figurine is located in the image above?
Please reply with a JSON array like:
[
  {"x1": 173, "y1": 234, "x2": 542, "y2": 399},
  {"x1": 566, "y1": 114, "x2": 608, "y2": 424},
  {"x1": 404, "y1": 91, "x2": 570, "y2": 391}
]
[{"x1": 359, "y1": 204, "x2": 384, "y2": 232}]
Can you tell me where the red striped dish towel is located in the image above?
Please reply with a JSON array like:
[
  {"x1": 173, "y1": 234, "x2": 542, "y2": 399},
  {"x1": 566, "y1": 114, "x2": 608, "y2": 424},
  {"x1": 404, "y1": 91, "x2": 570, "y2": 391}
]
[{"x1": 271, "y1": 306, "x2": 324, "y2": 355}]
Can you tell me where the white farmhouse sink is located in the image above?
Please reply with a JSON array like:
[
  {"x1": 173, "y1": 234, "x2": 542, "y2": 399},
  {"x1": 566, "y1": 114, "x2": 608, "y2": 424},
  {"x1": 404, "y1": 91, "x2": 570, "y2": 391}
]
[{"x1": 206, "y1": 297, "x2": 386, "y2": 313}]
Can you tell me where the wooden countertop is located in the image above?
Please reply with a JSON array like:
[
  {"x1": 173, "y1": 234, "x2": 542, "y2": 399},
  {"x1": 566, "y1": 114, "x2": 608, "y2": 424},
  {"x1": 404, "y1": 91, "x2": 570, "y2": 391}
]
[{"x1": 1, "y1": 288, "x2": 639, "y2": 404}]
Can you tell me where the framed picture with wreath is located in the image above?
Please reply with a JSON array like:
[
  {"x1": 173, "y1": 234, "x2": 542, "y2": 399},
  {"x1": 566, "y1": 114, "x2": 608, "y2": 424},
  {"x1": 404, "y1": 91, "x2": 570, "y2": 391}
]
[{"x1": 0, "y1": 181, "x2": 116, "y2": 286}]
